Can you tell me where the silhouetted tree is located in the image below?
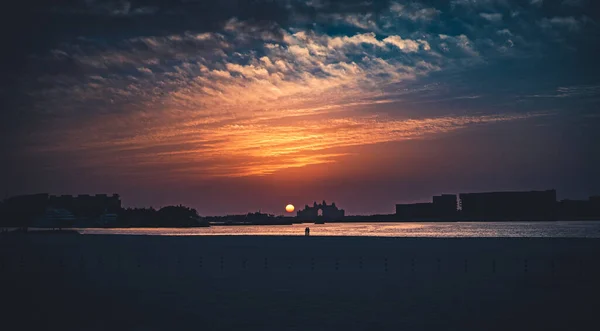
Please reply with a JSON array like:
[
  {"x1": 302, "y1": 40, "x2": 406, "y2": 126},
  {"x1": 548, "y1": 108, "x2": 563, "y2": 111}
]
[
  {"x1": 118, "y1": 207, "x2": 159, "y2": 227},
  {"x1": 1, "y1": 194, "x2": 47, "y2": 229},
  {"x1": 117, "y1": 205, "x2": 206, "y2": 227},
  {"x1": 157, "y1": 205, "x2": 199, "y2": 227}
]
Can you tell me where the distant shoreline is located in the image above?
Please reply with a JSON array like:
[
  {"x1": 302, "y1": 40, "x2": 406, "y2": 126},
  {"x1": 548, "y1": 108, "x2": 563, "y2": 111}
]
[
  {"x1": 2, "y1": 218, "x2": 600, "y2": 232},
  {"x1": 2, "y1": 220, "x2": 600, "y2": 239}
]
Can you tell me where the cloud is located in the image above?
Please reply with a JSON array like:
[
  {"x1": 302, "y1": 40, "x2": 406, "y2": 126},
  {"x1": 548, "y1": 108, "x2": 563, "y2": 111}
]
[
  {"x1": 132, "y1": 7, "x2": 159, "y2": 15},
  {"x1": 327, "y1": 32, "x2": 386, "y2": 48},
  {"x1": 328, "y1": 13, "x2": 380, "y2": 31},
  {"x1": 480, "y1": 13, "x2": 503, "y2": 22},
  {"x1": 439, "y1": 34, "x2": 480, "y2": 57},
  {"x1": 137, "y1": 67, "x2": 153, "y2": 75},
  {"x1": 305, "y1": 0, "x2": 327, "y2": 9},
  {"x1": 389, "y1": 2, "x2": 440, "y2": 22},
  {"x1": 540, "y1": 16, "x2": 583, "y2": 31},
  {"x1": 530, "y1": 0, "x2": 543, "y2": 5},
  {"x1": 52, "y1": 0, "x2": 159, "y2": 17},
  {"x1": 284, "y1": 31, "x2": 429, "y2": 55},
  {"x1": 223, "y1": 18, "x2": 284, "y2": 42},
  {"x1": 451, "y1": 0, "x2": 509, "y2": 9},
  {"x1": 383, "y1": 36, "x2": 428, "y2": 52},
  {"x1": 496, "y1": 29, "x2": 513, "y2": 36},
  {"x1": 109, "y1": 1, "x2": 132, "y2": 16},
  {"x1": 527, "y1": 84, "x2": 600, "y2": 98},
  {"x1": 562, "y1": 0, "x2": 586, "y2": 6},
  {"x1": 225, "y1": 63, "x2": 270, "y2": 78}
]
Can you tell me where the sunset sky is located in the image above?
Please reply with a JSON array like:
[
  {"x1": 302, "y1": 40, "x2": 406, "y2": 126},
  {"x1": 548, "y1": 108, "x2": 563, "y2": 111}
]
[{"x1": 1, "y1": 0, "x2": 599, "y2": 215}]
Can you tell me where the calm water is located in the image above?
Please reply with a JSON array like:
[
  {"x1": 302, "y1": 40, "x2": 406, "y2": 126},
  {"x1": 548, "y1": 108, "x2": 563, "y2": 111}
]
[{"x1": 79, "y1": 221, "x2": 600, "y2": 237}]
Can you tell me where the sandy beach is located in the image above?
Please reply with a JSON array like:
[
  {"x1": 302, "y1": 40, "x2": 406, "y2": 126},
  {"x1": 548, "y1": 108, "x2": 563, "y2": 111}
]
[{"x1": 2, "y1": 234, "x2": 599, "y2": 330}]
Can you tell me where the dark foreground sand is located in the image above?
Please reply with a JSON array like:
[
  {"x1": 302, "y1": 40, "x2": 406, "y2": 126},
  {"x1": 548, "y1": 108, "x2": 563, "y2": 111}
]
[{"x1": 2, "y1": 234, "x2": 600, "y2": 330}]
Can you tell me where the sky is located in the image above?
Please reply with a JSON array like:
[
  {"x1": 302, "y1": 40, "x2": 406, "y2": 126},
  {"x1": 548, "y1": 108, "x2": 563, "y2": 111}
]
[{"x1": 1, "y1": 0, "x2": 599, "y2": 215}]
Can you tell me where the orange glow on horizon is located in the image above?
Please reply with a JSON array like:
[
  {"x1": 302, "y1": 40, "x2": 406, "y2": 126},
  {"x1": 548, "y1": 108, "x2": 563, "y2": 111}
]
[{"x1": 33, "y1": 108, "x2": 542, "y2": 182}]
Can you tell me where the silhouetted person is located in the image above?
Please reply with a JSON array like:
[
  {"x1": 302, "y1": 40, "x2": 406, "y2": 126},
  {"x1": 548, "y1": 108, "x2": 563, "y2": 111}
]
[{"x1": 305, "y1": 227, "x2": 310, "y2": 236}]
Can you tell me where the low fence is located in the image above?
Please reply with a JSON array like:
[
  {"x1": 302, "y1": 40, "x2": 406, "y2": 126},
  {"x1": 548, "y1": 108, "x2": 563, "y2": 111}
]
[
  {"x1": 2, "y1": 252, "x2": 597, "y2": 279},
  {"x1": 2, "y1": 236, "x2": 599, "y2": 293},
  {"x1": 2, "y1": 236, "x2": 600, "y2": 331}
]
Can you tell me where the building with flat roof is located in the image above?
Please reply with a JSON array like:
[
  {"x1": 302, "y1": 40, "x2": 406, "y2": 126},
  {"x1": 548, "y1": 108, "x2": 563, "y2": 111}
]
[
  {"x1": 395, "y1": 202, "x2": 436, "y2": 220},
  {"x1": 459, "y1": 189, "x2": 556, "y2": 220},
  {"x1": 49, "y1": 194, "x2": 121, "y2": 216},
  {"x1": 395, "y1": 194, "x2": 458, "y2": 220},
  {"x1": 1, "y1": 193, "x2": 122, "y2": 227},
  {"x1": 433, "y1": 194, "x2": 458, "y2": 219}
]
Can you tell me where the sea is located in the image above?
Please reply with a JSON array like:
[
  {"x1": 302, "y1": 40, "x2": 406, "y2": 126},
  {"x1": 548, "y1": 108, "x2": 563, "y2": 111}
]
[{"x1": 77, "y1": 221, "x2": 600, "y2": 237}]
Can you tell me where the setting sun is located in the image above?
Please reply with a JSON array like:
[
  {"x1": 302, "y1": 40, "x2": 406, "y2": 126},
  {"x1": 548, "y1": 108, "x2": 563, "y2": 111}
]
[{"x1": 285, "y1": 204, "x2": 295, "y2": 213}]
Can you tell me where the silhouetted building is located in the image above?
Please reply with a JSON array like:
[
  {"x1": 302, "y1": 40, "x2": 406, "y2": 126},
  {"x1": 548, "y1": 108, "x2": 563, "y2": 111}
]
[
  {"x1": 433, "y1": 194, "x2": 458, "y2": 219},
  {"x1": 4, "y1": 193, "x2": 49, "y2": 212},
  {"x1": 1, "y1": 193, "x2": 122, "y2": 227},
  {"x1": 2, "y1": 194, "x2": 49, "y2": 226},
  {"x1": 591, "y1": 196, "x2": 600, "y2": 217},
  {"x1": 557, "y1": 199, "x2": 589, "y2": 220},
  {"x1": 459, "y1": 189, "x2": 556, "y2": 220},
  {"x1": 589, "y1": 195, "x2": 600, "y2": 214},
  {"x1": 297, "y1": 201, "x2": 345, "y2": 221},
  {"x1": 49, "y1": 194, "x2": 121, "y2": 217},
  {"x1": 395, "y1": 202, "x2": 436, "y2": 220},
  {"x1": 396, "y1": 194, "x2": 458, "y2": 220},
  {"x1": 557, "y1": 196, "x2": 600, "y2": 220}
]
